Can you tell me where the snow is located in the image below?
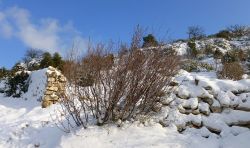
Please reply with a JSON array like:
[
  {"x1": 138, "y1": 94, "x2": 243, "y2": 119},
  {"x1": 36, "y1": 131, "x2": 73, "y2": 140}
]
[
  {"x1": 198, "y1": 102, "x2": 210, "y2": 115},
  {"x1": 217, "y1": 91, "x2": 231, "y2": 107},
  {"x1": 22, "y1": 68, "x2": 48, "y2": 102},
  {"x1": 59, "y1": 123, "x2": 250, "y2": 148},
  {"x1": 181, "y1": 97, "x2": 199, "y2": 109},
  {"x1": 0, "y1": 94, "x2": 65, "y2": 148},
  {"x1": 0, "y1": 66, "x2": 250, "y2": 147},
  {"x1": 3, "y1": 93, "x2": 249, "y2": 148}
]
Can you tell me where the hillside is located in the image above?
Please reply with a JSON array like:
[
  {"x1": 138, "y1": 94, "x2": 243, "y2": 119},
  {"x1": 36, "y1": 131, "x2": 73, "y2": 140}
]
[{"x1": 0, "y1": 34, "x2": 250, "y2": 148}]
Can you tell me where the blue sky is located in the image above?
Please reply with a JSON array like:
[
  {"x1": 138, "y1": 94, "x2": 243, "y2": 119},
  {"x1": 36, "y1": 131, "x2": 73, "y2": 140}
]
[{"x1": 0, "y1": 0, "x2": 250, "y2": 68}]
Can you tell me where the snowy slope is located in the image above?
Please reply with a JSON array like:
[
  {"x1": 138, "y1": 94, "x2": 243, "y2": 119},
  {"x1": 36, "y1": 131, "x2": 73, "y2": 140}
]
[
  {"x1": 0, "y1": 68, "x2": 250, "y2": 148},
  {"x1": 161, "y1": 37, "x2": 250, "y2": 56}
]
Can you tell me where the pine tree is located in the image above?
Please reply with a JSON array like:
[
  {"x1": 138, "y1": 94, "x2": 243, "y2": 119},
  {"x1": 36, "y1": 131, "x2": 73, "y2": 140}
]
[
  {"x1": 11, "y1": 63, "x2": 25, "y2": 76},
  {"x1": 0, "y1": 67, "x2": 9, "y2": 79},
  {"x1": 142, "y1": 34, "x2": 158, "y2": 47},
  {"x1": 52, "y1": 52, "x2": 64, "y2": 70},
  {"x1": 40, "y1": 52, "x2": 53, "y2": 69},
  {"x1": 187, "y1": 41, "x2": 198, "y2": 58}
]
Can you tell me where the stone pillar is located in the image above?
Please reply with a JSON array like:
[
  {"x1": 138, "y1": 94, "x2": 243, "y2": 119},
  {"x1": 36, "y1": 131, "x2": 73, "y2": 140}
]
[{"x1": 42, "y1": 66, "x2": 67, "y2": 108}]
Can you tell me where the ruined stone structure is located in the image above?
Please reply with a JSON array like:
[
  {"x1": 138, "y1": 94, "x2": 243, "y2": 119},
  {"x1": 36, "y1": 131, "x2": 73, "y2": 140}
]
[{"x1": 42, "y1": 66, "x2": 67, "y2": 108}]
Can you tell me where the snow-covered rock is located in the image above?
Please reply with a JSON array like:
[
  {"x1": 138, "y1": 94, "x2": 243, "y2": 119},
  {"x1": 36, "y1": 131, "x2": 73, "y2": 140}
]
[{"x1": 198, "y1": 102, "x2": 210, "y2": 115}]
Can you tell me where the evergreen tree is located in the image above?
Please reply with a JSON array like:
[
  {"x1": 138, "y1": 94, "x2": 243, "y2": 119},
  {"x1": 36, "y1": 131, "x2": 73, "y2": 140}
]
[
  {"x1": 11, "y1": 63, "x2": 25, "y2": 76},
  {"x1": 0, "y1": 67, "x2": 9, "y2": 79},
  {"x1": 5, "y1": 71, "x2": 29, "y2": 97},
  {"x1": 40, "y1": 52, "x2": 53, "y2": 69},
  {"x1": 52, "y1": 52, "x2": 64, "y2": 70},
  {"x1": 222, "y1": 51, "x2": 239, "y2": 64},
  {"x1": 142, "y1": 34, "x2": 158, "y2": 47},
  {"x1": 187, "y1": 41, "x2": 198, "y2": 58}
]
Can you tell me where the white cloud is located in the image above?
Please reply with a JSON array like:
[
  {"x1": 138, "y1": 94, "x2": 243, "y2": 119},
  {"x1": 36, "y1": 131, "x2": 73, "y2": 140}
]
[
  {"x1": 0, "y1": 6, "x2": 87, "y2": 54},
  {"x1": 0, "y1": 12, "x2": 13, "y2": 38}
]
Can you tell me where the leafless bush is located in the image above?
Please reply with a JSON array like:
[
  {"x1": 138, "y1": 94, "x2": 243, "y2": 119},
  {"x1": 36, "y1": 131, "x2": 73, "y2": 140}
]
[
  {"x1": 58, "y1": 30, "x2": 180, "y2": 129},
  {"x1": 187, "y1": 26, "x2": 206, "y2": 40},
  {"x1": 219, "y1": 62, "x2": 244, "y2": 80},
  {"x1": 227, "y1": 25, "x2": 250, "y2": 38}
]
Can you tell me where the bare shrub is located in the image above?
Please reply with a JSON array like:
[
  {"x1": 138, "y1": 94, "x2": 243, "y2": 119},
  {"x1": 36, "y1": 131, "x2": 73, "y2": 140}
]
[
  {"x1": 187, "y1": 26, "x2": 206, "y2": 40},
  {"x1": 23, "y1": 49, "x2": 44, "y2": 71},
  {"x1": 58, "y1": 31, "x2": 180, "y2": 129},
  {"x1": 219, "y1": 62, "x2": 244, "y2": 80},
  {"x1": 227, "y1": 25, "x2": 250, "y2": 38}
]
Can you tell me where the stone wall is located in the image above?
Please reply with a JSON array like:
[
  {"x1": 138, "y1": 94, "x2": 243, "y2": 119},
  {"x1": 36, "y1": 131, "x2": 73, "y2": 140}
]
[
  {"x1": 42, "y1": 66, "x2": 67, "y2": 108},
  {"x1": 159, "y1": 76, "x2": 250, "y2": 136}
]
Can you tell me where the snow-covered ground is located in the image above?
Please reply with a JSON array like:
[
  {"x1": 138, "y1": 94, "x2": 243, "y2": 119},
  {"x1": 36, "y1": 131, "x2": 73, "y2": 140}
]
[
  {"x1": 0, "y1": 96, "x2": 250, "y2": 148},
  {"x1": 0, "y1": 68, "x2": 250, "y2": 148}
]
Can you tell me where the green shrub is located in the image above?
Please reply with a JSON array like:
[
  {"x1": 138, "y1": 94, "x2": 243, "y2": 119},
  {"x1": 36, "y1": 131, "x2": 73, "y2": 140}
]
[
  {"x1": 238, "y1": 49, "x2": 248, "y2": 61},
  {"x1": 40, "y1": 52, "x2": 53, "y2": 69},
  {"x1": 142, "y1": 34, "x2": 159, "y2": 47},
  {"x1": 0, "y1": 67, "x2": 9, "y2": 79},
  {"x1": 5, "y1": 71, "x2": 29, "y2": 97},
  {"x1": 215, "y1": 30, "x2": 231, "y2": 40},
  {"x1": 52, "y1": 52, "x2": 64, "y2": 71},
  {"x1": 11, "y1": 63, "x2": 25, "y2": 75},
  {"x1": 214, "y1": 49, "x2": 224, "y2": 59},
  {"x1": 40, "y1": 52, "x2": 65, "y2": 70},
  {"x1": 222, "y1": 50, "x2": 239, "y2": 63},
  {"x1": 187, "y1": 41, "x2": 198, "y2": 58},
  {"x1": 182, "y1": 60, "x2": 214, "y2": 72},
  {"x1": 204, "y1": 44, "x2": 215, "y2": 55}
]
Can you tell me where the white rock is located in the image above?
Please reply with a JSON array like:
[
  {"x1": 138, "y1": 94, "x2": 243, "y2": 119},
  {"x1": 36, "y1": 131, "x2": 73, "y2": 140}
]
[
  {"x1": 178, "y1": 85, "x2": 190, "y2": 99},
  {"x1": 182, "y1": 98, "x2": 198, "y2": 110},
  {"x1": 198, "y1": 102, "x2": 210, "y2": 115}
]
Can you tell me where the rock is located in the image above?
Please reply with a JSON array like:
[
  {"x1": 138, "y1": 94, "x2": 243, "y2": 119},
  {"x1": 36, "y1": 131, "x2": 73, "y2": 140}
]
[
  {"x1": 50, "y1": 94, "x2": 59, "y2": 101},
  {"x1": 198, "y1": 102, "x2": 210, "y2": 116},
  {"x1": 236, "y1": 106, "x2": 250, "y2": 112},
  {"x1": 210, "y1": 99, "x2": 222, "y2": 113},
  {"x1": 47, "y1": 82, "x2": 53, "y2": 87},
  {"x1": 45, "y1": 91, "x2": 54, "y2": 95},
  {"x1": 176, "y1": 122, "x2": 186, "y2": 132},
  {"x1": 210, "y1": 105, "x2": 222, "y2": 113},
  {"x1": 191, "y1": 119, "x2": 202, "y2": 127},
  {"x1": 47, "y1": 86, "x2": 58, "y2": 91},
  {"x1": 217, "y1": 91, "x2": 230, "y2": 108},
  {"x1": 204, "y1": 86, "x2": 213, "y2": 91},
  {"x1": 160, "y1": 98, "x2": 170, "y2": 106},
  {"x1": 177, "y1": 85, "x2": 190, "y2": 99},
  {"x1": 169, "y1": 81, "x2": 179, "y2": 86},
  {"x1": 194, "y1": 78, "x2": 199, "y2": 86},
  {"x1": 48, "y1": 78, "x2": 56, "y2": 82},
  {"x1": 159, "y1": 120, "x2": 169, "y2": 127},
  {"x1": 50, "y1": 71, "x2": 57, "y2": 77},
  {"x1": 58, "y1": 83, "x2": 66, "y2": 91},
  {"x1": 48, "y1": 66, "x2": 56, "y2": 71},
  {"x1": 58, "y1": 75, "x2": 67, "y2": 82},
  {"x1": 160, "y1": 93, "x2": 176, "y2": 106},
  {"x1": 192, "y1": 109, "x2": 200, "y2": 115},
  {"x1": 178, "y1": 105, "x2": 186, "y2": 114},
  {"x1": 42, "y1": 67, "x2": 67, "y2": 108},
  {"x1": 181, "y1": 97, "x2": 198, "y2": 110},
  {"x1": 205, "y1": 125, "x2": 221, "y2": 134},
  {"x1": 152, "y1": 102, "x2": 162, "y2": 112},
  {"x1": 42, "y1": 100, "x2": 53, "y2": 108},
  {"x1": 43, "y1": 95, "x2": 51, "y2": 101},
  {"x1": 199, "y1": 95, "x2": 214, "y2": 105}
]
